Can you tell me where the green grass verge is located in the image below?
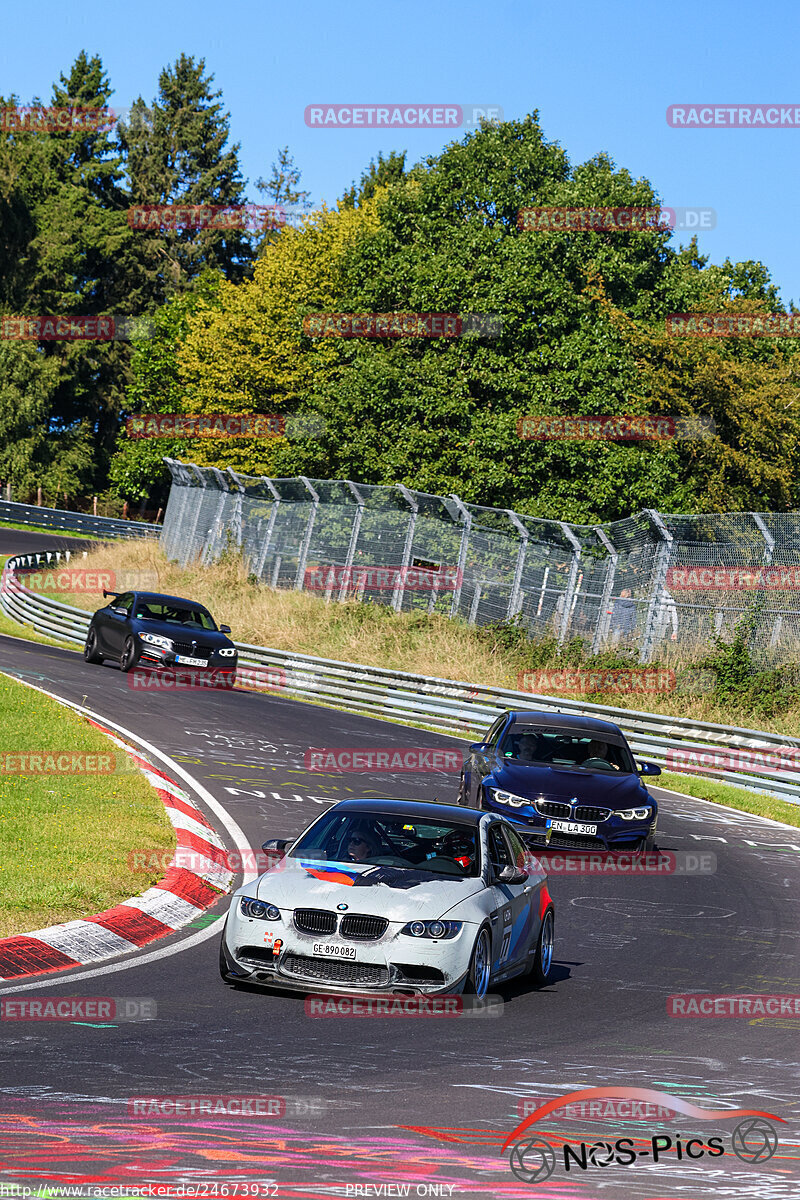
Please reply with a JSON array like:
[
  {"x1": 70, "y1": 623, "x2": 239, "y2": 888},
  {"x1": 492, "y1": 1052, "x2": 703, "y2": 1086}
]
[
  {"x1": 0, "y1": 519, "x2": 97, "y2": 539},
  {"x1": 0, "y1": 674, "x2": 175, "y2": 938},
  {"x1": 659, "y1": 770, "x2": 800, "y2": 828}
]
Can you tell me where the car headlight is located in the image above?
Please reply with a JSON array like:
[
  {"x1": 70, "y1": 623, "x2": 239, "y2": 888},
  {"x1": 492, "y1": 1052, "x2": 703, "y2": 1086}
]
[
  {"x1": 139, "y1": 633, "x2": 172, "y2": 649},
  {"x1": 490, "y1": 788, "x2": 530, "y2": 808},
  {"x1": 401, "y1": 920, "x2": 462, "y2": 939},
  {"x1": 239, "y1": 897, "x2": 281, "y2": 920},
  {"x1": 615, "y1": 806, "x2": 653, "y2": 821},
  {"x1": 218, "y1": 647, "x2": 237, "y2": 657}
]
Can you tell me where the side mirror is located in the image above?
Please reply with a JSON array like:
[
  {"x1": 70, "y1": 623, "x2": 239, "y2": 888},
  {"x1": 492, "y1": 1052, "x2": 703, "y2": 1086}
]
[
  {"x1": 497, "y1": 865, "x2": 528, "y2": 885},
  {"x1": 469, "y1": 742, "x2": 489, "y2": 753},
  {"x1": 220, "y1": 624, "x2": 232, "y2": 634},
  {"x1": 262, "y1": 839, "x2": 290, "y2": 853},
  {"x1": 110, "y1": 607, "x2": 127, "y2": 616},
  {"x1": 637, "y1": 761, "x2": 662, "y2": 777}
]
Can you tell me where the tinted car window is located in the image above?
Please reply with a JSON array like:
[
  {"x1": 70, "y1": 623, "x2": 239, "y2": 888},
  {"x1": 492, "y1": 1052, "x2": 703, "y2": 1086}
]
[
  {"x1": 487, "y1": 824, "x2": 512, "y2": 875},
  {"x1": 112, "y1": 593, "x2": 134, "y2": 614},
  {"x1": 499, "y1": 724, "x2": 633, "y2": 772},
  {"x1": 504, "y1": 825, "x2": 529, "y2": 870},
  {"x1": 134, "y1": 602, "x2": 216, "y2": 630},
  {"x1": 484, "y1": 713, "x2": 508, "y2": 746},
  {"x1": 289, "y1": 811, "x2": 481, "y2": 877}
]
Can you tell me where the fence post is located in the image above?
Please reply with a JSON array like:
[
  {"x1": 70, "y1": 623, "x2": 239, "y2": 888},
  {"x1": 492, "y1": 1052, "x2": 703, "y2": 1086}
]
[
  {"x1": 639, "y1": 509, "x2": 674, "y2": 663},
  {"x1": 226, "y1": 469, "x2": 245, "y2": 550},
  {"x1": 591, "y1": 527, "x2": 619, "y2": 653},
  {"x1": 506, "y1": 511, "x2": 529, "y2": 619},
  {"x1": 202, "y1": 467, "x2": 231, "y2": 564},
  {"x1": 254, "y1": 479, "x2": 282, "y2": 581},
  {"x1": 339, "y1": 482, "x2": 365, "y2": 602},
  {"x1": 392, "y1": 485, "x2": 419, "y2": 612},
  {"x1": 446, "y1": 495, "x2": 471, "y2": 619},
  {"x1": 185, "y1": 464, "x2": 210, "y2": 566},
  {"x1": 295, "y1": 477, "x2": 320, "y2": 589},
  {"x1": 752, "y1": 512, "x2": 780, "y2": 648},
  {"x1": 557, "y1": 524, "x2": 582, "y2": 647}
]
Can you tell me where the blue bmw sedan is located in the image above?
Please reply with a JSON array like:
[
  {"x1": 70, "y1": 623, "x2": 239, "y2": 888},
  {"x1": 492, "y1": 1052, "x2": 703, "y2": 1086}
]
[{"x1": 457, "y1": 710, "x2": 661, "y2": 853}]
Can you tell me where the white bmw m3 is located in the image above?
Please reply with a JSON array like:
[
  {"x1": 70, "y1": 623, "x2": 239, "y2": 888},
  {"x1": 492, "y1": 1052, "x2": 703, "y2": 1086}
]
[{"x1": 219, "y1": 798, "x2": 555, "y2": 997}]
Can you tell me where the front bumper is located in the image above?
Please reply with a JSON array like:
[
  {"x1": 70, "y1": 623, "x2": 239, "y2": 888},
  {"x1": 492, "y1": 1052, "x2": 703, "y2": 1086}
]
[
  {"x1": 484, "y1": 797, "x2": 656, "y2": 852},
  {"x1": 222, "y1": 908, "x2": 472, "y2": 996}
]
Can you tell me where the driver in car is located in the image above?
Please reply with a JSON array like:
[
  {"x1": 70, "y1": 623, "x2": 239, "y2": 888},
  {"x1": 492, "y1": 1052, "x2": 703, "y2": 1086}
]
[
  {"x1": 580, "y1": 739, "x2": 619, "y2": 769},
  {"x1": 346, "y1": 829, "x2": 379, "y2": 862}
]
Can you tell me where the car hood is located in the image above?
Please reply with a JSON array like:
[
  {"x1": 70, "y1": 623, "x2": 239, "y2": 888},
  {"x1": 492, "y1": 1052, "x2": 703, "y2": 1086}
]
[
  {"x1": 490, "y1": 761, "x2": 650, "y2": 806},
  {"x1": 136, "y1": 619, "x2": 231, "y2": 646},
  {"x1": 251, "y1": 857, "x2": 484, "y2": 919}
]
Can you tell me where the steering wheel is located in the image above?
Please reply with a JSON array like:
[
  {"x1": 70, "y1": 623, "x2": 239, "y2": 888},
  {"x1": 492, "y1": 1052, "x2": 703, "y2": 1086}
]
[
  {"x1": 363, "y1": 854, "x2": 415, "y2": 867},
  {"x1": 582, "y1": 757, "x2": 617, "y2": 770}
]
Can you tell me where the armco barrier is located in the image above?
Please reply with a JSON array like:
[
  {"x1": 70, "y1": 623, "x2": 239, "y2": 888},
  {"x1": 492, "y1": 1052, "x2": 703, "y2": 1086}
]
[
  {"x1": 0, "y1": 498, "x2": 159, "y2": 539},
  {"x1": 1, "y1": 549, "x2": 798, "y2": 805}
]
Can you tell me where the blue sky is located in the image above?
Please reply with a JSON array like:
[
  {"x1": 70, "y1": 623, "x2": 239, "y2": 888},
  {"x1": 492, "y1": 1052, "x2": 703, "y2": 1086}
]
[{"x1": 2, "y1": 0, "x2": 798, "y2": 305}]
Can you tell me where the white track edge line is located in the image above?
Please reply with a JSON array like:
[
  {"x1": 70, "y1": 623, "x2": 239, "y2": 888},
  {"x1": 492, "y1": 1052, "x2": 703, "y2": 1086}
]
[{"x1": 0, "y1": 673, "x2": 252, "y2": 994}]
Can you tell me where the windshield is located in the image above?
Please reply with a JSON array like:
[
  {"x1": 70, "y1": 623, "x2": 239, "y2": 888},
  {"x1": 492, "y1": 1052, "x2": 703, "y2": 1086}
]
[
  {"x1": 134, "y1": 602, "x2": 216, "y2": 630},
  {"x1": 289, "y1": 810, "x2": 482, "y2": 877},
  {"x1": 498, "y1": 724, "x2": 634, "y2": 772}
]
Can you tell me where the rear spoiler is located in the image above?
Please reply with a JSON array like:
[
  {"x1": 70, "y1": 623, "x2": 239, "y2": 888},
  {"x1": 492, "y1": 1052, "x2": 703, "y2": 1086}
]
[{"x1": 102, "y1": 589, "x2": 121, "y2": 598}]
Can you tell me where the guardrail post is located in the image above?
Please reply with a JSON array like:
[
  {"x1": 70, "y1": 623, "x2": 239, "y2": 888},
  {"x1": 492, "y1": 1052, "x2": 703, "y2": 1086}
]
[
  {"x1": 506, "y1": 511, "x2": 529, "y2": 619},
  {"x1": 254, "y1": 479, "x2": 282, "y2": 581},
  {"x1": 591, "y1": 527, "x2": 619, "y2": 653},
  {"x1": 295, "y1": 477, "x2": 320, "y2": 589},
  {"x1": 338, "y1": 482, "x2": 365, "y2": 602},
  {"x1": 391, "y1": 485, "x2": 419, "y2": 612},
  {"x1": 557, "y1": 524, "x2": 582, "y2": 647},
  {"x1": 639, "y1": 509, "x2": 674, "y2": 663}
]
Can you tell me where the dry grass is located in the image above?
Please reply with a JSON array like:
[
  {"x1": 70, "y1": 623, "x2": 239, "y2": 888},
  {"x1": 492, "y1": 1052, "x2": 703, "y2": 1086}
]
[{"x1": 37, "y1": 539, "x2": 800, "y2": 739}]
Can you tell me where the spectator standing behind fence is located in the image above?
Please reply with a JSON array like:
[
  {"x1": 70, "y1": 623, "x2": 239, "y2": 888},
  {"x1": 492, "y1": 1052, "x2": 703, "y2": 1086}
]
[
  {"x1": 653, "y1": 586, "x2": 679, "y2": 645},
  {"x1": 609, "y1": 588, "x2": 637, "y2": 647}
]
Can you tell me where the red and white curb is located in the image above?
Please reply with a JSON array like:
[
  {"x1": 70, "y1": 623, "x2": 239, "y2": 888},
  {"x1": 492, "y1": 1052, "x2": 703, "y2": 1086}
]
[{"x1": 0, "y1": 717, "x2": 235, "y2": 981}]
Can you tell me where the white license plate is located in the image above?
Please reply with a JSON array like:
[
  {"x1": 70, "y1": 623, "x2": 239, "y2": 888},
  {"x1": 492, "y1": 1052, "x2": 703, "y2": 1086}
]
[
  {"x1": 548, "y1": 819, "x2": 598, "y2": 835},
  {"x1": 313, "y1": 942, "x2": 356, "y2": 959},
  {"x1": 175, "y1": 655, "x2": 207, "y2": 666}
]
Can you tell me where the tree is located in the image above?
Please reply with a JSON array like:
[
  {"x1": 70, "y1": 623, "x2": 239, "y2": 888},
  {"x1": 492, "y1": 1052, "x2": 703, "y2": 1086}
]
[{"x1": 341, "y1": 150, "x2": 406, "y2": 208}]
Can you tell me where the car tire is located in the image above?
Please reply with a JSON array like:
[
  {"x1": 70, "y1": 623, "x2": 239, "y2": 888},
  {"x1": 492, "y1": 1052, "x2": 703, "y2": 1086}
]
[
  {"x1": 525, "y1": 907, "x2": 554, "y2": 987},
  {"x1": 463, "y1": 926, "x2": 492, "y2": 998},
  {"x1": 119, "y1": 636, "x2": 140, "y2": 673},
  {"x1": 83, "y1": 628, "x2": 103, "y2": 664},
  {"x1": 640, "y1": 825, "x2": 657, "y2": 853}
]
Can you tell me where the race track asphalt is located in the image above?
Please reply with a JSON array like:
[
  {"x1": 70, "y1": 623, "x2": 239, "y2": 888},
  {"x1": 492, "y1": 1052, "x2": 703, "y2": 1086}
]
[{"x1": 0, "y1": 632, "x2": 797, "y2": 1198}]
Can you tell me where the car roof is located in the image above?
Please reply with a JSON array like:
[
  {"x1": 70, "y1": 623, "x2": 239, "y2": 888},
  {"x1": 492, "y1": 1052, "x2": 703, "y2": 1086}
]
[
  {"x1": 131, "y1": 592, "x2": 211, "y2": 611},
  {"x1": 507, "y1": 709, "x2": 624, "y2": 736},
  {"x1": 329, "y1": 797, "x2": 486, "y2": 826}
]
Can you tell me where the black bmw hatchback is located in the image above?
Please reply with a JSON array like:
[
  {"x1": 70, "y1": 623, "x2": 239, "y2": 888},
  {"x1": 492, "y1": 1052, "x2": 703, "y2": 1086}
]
[{"x1": 83, "y1": 590, "x2": 238, "y2": 674}]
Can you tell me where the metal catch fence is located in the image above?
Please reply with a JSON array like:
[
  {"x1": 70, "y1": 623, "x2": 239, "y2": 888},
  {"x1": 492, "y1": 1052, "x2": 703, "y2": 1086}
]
[{"x1": 161, "y1": 460, "x2": 800, "y2": 667}]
